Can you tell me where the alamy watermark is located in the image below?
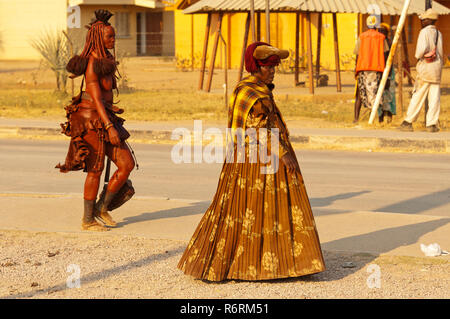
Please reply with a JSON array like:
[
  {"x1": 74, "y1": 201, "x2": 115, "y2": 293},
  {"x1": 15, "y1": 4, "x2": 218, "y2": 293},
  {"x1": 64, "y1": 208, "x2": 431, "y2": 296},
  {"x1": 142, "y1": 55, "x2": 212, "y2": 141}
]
[
  {"x1": 366, "y1": 264, "x2": 381, "y2": 289},
  {"x1": 66, "y1": 264, "x2": 81, "y2": 289},
  {"x1": 67, "y1": 5, "x2": 81, "y2": 29},
  {"x1": 170, "y1": 120, "x2": 280, "y2": 174}
]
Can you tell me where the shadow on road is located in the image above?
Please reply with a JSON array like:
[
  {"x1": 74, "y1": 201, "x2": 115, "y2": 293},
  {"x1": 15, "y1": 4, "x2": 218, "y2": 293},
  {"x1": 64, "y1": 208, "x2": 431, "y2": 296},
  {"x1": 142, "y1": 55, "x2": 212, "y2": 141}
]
[
  {"x1": 310, "y1": 190, "x2": 371, "y2": 208},
  {"x1": 117, "y1": 200, "x2": 210, "y2": 228},
  {"x1": 255, "y1": 218, "x2": 450, "y2": 285},
  {"x1": 120, "y1": 191, "x2": 372, "y2": 227},
  {"x1": 322, "y1": 218, "x2": 449, "y2": 254},
  {"x1": 375, "y1": 188, "x2": 450, "y2": 214}
]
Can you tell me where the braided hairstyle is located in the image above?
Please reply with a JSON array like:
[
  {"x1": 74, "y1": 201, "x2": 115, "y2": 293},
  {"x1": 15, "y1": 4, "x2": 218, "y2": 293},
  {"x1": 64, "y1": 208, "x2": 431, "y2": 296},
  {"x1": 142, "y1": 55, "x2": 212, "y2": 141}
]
[{"x1": 66, "y1": 9, "x2": 117, "y2": 77}]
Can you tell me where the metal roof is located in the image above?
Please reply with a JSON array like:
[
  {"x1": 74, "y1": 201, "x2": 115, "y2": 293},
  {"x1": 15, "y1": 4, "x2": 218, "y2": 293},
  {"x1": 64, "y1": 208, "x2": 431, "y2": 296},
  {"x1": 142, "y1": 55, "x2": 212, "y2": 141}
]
[
  {"x1": 69, "y1": 0, "x2": 162, "y2": 9},
  {"x1": 183, "y1": 0, "x2": 450, "y2": 15},
  {"x1": 183, "y1": 0, "x2": 287, "y2": 13}
]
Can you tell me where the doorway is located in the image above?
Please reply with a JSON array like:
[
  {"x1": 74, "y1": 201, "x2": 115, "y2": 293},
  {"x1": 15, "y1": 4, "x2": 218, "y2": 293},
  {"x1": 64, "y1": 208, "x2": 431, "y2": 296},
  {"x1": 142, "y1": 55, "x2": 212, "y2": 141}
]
[{"x1": 137, "y1": 12, "x2": 163, "y2": 56}]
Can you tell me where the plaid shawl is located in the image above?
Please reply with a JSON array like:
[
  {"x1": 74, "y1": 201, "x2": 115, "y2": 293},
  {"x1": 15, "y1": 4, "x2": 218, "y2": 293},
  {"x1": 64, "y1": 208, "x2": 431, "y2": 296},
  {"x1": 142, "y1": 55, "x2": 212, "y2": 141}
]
[{"x1": 228, "y1": 75, "x2": 272, "y2": 131}]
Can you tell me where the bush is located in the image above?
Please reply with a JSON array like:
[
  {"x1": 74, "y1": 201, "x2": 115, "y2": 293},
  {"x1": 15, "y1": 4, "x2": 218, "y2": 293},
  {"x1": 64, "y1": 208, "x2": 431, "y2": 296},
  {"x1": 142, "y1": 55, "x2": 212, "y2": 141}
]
[{"x1": 30, "y1": 29, "x2": 71, "y2": 92}]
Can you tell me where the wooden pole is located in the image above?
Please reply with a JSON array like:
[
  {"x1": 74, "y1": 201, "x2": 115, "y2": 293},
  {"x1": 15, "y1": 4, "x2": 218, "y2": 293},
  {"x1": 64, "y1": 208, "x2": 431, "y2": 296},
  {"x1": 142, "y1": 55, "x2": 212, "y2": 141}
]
[
  {"x1": 265, "y1": 0, "x2": 270, "y2": 43},
  {"x1": 257, "y1": 12, "x2": 261, "y2": 41},
  {"x1": 191, "y1": 15, "x2": 194, "y2": 71},
  {"x1": 250, "y1": 0, "x2": 256, "y2": 42},
  {"x1": 332, "y1": 13, "x2": 341, "y2": 92},
  {"x1": 369, "y1": 0, "x2": 412, "y2": 124},
  {"x1": 401, "y1": 26, "x2": 413, "y2": 85},
  {"x1": 198, "y1": 13, "x2": 211, "y2": 90},
  {"x1": 306, "y1": 12, "x2": 314, "y2": 94},
  {"x1": 390, "y1": 15, "x2": 395, "y2": 39},
  {"x1": 238, "y1": 13, "x2": 251, "y2": 83},
  {"x1": 224, "y1": 37, "x2": 228, "y2": 106},
  {"x1": 397, "y1": 41, "x2": 403, "y2": 116},
  {"x1": 294, "y1": 12, "x2": 299, "y2": 86},
  {"x1": 205, "y1": 13, "x2": 223, "y2": 93},
  {"x1": 316, "y1": 13, "x2": 322, "y2": 86},
  {"x1": 219, "y1": 33, "x2": 228, "y2": 108}
]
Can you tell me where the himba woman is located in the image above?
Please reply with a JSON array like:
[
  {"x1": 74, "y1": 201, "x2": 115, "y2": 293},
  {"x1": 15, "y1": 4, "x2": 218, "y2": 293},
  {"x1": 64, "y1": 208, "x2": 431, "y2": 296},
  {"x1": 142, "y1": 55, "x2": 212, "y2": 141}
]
[
  {"x1": 178, "y1": 42, "x2": 325, "y2": 281},
  {"x1": 56, "y1": 10, "x2": 135, "y2": 231}
]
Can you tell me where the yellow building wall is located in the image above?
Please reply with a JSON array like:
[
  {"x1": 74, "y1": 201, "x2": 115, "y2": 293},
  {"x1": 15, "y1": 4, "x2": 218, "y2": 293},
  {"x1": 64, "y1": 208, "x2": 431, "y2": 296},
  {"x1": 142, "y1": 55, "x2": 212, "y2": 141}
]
[
  {"x1": 0, "y1": 0, "x2": 67, "y2": 60},
  {"x1": 174, "y1": 10, "x2": 360, "y2": 71}
]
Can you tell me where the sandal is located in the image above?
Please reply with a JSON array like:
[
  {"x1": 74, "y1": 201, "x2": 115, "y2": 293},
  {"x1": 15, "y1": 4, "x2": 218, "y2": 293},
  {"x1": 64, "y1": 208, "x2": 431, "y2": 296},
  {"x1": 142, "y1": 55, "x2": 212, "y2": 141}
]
[
  {"x1": 81, "y1": 220, "x2": 109, "y2": 231},
  {"x1": 95, "y1": 210, "x2": 117, "y2": 227}
]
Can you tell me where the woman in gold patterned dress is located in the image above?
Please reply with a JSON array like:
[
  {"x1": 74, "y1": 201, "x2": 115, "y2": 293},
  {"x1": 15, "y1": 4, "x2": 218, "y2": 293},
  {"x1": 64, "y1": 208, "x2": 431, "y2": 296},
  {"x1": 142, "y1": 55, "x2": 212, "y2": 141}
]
[{"x1": 177, "y1": 42, "x2": 325, "y2": 281}]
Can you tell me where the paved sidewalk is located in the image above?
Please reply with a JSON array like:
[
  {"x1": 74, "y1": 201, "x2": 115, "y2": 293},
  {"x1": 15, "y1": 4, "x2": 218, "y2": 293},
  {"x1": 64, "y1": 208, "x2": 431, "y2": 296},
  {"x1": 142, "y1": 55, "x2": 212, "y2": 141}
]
[
  {"x1": 1, "y1": 118, "x2": 449, "y2": 153},
  {"x1": 0, "y1": 193, "x2": 448, "y2": 258}
]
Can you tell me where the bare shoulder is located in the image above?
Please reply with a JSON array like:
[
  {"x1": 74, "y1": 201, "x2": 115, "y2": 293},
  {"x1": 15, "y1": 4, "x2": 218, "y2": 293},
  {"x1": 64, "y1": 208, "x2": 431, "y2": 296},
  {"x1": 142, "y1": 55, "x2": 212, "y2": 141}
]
[{"x1": 85, "y1": 54, "x2": 98, "y2": 80}]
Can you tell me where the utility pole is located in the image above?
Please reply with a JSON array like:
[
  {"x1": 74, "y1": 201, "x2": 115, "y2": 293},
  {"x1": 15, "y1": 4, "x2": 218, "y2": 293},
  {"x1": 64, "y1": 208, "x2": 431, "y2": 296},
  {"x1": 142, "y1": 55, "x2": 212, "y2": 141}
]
[{"x1": 369, "y1": 0, "x2": 412, "y2": 124}]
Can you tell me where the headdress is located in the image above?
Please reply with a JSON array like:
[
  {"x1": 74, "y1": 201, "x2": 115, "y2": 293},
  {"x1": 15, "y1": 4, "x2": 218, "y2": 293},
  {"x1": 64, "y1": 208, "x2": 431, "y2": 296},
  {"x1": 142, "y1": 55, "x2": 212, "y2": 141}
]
[
  {"x1": 66, "y1": 9, "x2": 116, "y2": 77},
  {"x1": 244, "y1": 42, "x2": 289, "y2": 73}
]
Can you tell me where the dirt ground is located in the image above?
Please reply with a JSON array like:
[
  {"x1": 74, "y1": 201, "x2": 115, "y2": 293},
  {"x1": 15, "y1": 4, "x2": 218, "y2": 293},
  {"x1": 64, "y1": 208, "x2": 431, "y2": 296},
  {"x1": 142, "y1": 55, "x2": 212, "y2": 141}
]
[
  {"x1": 1, "y1": 56, "x2": 449, "y2": 95},
  {"x1": 0, "y1": 229, "x2": 448, "y2": 299}
]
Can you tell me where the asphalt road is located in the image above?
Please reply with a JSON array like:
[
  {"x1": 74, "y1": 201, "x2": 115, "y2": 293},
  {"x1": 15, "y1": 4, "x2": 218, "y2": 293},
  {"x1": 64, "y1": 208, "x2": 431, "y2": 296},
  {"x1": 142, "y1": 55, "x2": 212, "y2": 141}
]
[{"x1": 0, "y1": 138, "x2": 449, "y2": 217}]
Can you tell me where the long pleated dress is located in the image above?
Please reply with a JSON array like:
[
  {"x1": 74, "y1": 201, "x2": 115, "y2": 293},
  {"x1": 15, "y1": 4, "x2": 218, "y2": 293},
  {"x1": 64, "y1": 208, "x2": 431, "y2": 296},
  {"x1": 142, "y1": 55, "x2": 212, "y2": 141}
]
[{"x1": 177, "y1": 76, "x2": 325, "y2": 281}]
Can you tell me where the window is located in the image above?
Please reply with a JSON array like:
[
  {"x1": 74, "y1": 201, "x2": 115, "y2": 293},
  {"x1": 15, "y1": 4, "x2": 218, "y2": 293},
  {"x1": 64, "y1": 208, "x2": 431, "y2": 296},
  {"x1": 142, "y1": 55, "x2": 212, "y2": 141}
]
[{"x1": 115, "y1": 12, "x2": 130, "y2": 38}]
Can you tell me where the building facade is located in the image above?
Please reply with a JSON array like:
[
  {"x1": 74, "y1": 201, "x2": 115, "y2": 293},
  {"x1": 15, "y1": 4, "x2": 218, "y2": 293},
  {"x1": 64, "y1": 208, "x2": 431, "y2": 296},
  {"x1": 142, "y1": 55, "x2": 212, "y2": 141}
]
[
  {"x1": 0, "y1": 0, "x2": 448, "y2": 71},
  {"x1": 0, "y1": 0, "x2": 175, "y2": 60},
  {"x1": 174, "y1": 0, "x2": 450, "y2": 71}
]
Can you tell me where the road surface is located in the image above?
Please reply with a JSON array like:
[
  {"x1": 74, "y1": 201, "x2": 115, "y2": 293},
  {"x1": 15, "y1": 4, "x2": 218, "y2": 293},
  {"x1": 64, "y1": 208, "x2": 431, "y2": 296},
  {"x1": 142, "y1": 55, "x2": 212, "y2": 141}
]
[{"x1": 0, "y1": 138, "x2": 449, "y2": 217}]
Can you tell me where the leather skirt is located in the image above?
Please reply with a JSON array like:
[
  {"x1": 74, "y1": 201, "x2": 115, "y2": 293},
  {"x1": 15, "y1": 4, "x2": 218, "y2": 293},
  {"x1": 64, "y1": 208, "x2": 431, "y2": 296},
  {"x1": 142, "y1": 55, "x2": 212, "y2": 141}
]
[{"x1": 56, "y1": 94, "x2": 130, "y2": 173}]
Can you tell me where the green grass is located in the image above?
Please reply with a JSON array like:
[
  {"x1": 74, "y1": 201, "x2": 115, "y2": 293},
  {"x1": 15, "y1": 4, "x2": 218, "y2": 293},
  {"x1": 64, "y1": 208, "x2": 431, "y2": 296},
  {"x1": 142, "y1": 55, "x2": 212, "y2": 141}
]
[
  {"x1": 0, "y1": 89, "x2": 226, "y2": 121},
  {"x1": 0, "y1": 88, "x2": 448, "y2": 130},
  {"x1": 0, "y1": 88, "x2": 359, "y2": 123}
]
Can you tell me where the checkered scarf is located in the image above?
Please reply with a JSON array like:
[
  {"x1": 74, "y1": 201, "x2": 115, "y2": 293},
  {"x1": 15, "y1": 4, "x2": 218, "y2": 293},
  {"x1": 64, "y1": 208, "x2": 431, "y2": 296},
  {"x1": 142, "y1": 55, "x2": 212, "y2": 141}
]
[{"x1": 228, "y1": 75, "x2": 272, "y2": 131}]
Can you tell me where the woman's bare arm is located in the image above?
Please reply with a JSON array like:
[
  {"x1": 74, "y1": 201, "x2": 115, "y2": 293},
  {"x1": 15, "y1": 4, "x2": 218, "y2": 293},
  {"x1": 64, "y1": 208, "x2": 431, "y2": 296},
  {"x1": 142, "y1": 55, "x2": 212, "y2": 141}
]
[
  {"x1": 85, "y1": 55, "x2": 120, "y2": 146},
  {"x1": 85, "y1": 56, "x2": 111, "y2": 126}
]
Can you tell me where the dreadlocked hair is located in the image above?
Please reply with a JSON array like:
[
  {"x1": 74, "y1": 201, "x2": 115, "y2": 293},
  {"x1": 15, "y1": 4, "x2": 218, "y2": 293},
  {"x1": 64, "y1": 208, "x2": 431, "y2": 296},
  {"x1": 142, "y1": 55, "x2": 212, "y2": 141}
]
[{"x1": 66, "y1": 9, "x2": 117, "y2": 77}]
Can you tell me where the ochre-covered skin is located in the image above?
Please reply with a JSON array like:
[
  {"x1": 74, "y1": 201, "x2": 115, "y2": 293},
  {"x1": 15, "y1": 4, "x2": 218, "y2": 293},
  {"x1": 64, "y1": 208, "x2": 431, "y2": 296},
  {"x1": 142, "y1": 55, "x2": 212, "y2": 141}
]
[{"x1": 56, "y1": 10, "x2": 135, "y2": 231}]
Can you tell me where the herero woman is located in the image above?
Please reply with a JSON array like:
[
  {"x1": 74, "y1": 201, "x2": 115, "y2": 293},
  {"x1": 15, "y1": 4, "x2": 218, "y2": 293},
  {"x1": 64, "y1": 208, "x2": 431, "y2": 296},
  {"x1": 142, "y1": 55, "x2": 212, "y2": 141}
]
[
  {"x1": 178, "y1": 42, "x2": 325, "y2": 281},
  {"x1": 56, "y1": 10, "x2": 135, "y2": 231}
]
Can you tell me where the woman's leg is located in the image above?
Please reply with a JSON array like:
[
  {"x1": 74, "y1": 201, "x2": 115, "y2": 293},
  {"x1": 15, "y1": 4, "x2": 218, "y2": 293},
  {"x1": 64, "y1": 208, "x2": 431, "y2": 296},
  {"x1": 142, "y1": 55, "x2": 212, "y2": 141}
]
[
  {"x1": 96, "y1": 141, "x2": 135, "y2": 225},
  {"x1": 84, "y1": 171, "x2": 102, "y2": 201},
  {"x1": 105, "y1": 141, "x2": 135, "y2": 193},
  {"x1": 81, "y1": 130, "x2": 108, "y2": 231}
]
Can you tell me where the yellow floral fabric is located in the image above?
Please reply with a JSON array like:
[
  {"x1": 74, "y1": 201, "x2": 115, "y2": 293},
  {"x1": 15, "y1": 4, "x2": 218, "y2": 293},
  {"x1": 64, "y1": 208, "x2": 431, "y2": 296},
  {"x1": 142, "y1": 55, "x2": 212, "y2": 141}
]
[
  {"x1": 246, "y1": 99, "x2": 290, "y2": 158},
  {"x1": 177, "y1": 86, "x2": 325, "y2": 282}
]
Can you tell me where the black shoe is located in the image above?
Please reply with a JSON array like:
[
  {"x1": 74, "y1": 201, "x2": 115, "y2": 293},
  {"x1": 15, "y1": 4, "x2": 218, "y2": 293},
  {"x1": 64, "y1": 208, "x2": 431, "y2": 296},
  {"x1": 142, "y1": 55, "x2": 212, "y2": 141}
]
[
  {"x1": 399, "y1": 121, "x2": 413, "y2": 132},
  {"x1": 384, "y1": 111, "x2": 393, "y2": 124},
  {"x1": 427, "y1": 125, "x2": 440, "y2": 133}
]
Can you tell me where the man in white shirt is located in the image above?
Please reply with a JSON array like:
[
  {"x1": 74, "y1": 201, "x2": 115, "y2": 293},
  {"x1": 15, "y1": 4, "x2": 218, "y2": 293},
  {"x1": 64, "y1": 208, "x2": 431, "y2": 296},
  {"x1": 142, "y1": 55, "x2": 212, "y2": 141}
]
[{"x1": 400, "y1": 9, "x2": 443, "y2": 132}]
